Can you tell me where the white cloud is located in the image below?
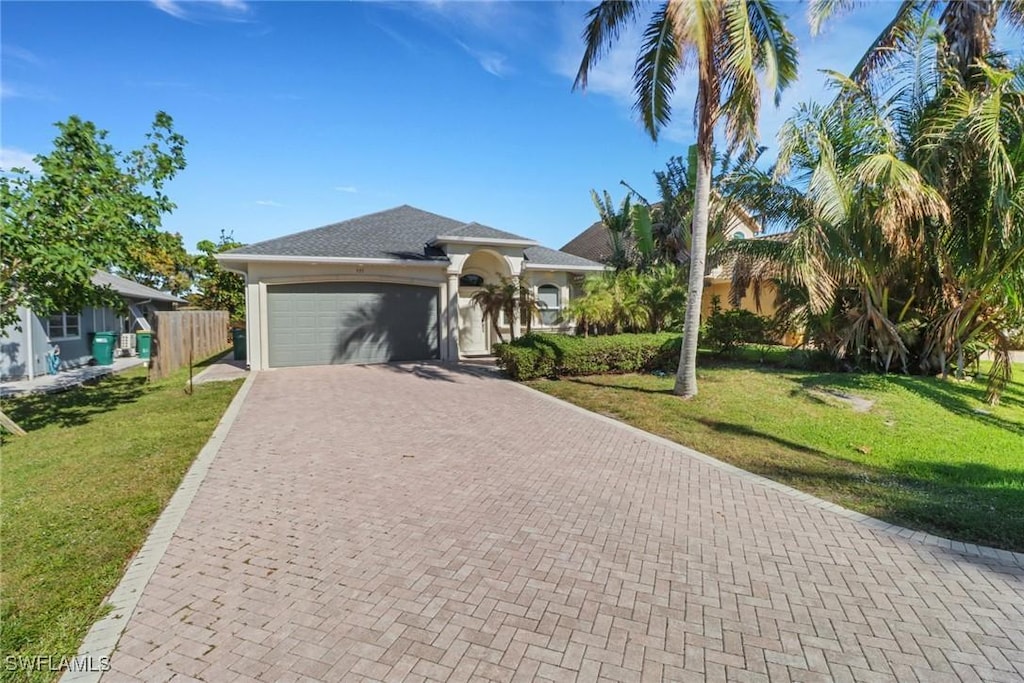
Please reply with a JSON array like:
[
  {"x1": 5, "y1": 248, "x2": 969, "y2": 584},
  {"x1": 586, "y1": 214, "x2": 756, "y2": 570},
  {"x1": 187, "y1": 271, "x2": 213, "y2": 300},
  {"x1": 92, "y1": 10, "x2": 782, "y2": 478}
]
[
  {"x1": 255, "y1": 199, "x2": 283, "y2": 207},
  {"x1": 152, "y1": 0, "x2": 250, "y2": 21},
  {"x1": 152, "y1": 0, "x2": 188, "y2": 19},
  {"x1": 0, "y1": 148, "x2": 41, "y2": 174},
  {"x1": 2, "y1": 45, "x2": 42, "y2": 66},
  {"x1": 334, "y1": 186, "x2": 359, "y2": 194},
  {"x1": 456, "y1": 40, "x2": 510, "y2": 77}
]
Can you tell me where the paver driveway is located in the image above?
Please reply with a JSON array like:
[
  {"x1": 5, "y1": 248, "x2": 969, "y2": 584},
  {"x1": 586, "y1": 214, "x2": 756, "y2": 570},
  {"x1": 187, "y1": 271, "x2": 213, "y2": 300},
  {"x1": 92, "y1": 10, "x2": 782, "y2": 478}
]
[{"x1": 103, "y1": 364, "x2": 1023, "y2": 682}]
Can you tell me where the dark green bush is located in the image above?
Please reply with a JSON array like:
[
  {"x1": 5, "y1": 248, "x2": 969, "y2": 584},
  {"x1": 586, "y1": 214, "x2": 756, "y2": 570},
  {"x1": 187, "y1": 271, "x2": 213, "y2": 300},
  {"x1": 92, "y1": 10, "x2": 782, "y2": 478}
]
[
  {"x1": 702, "y1": 297, "x2": 773, "y2": 354},
  {"x1": 494, "y1": 333, "x2": 680, "y2": 380}
]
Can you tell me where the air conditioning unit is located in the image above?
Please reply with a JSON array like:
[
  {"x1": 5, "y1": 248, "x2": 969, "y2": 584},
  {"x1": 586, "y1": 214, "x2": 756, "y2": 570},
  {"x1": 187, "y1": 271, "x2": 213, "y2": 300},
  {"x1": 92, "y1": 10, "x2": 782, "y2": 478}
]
[{"x1": 119, "y1": 333, "x2": 137, "y2": 356}]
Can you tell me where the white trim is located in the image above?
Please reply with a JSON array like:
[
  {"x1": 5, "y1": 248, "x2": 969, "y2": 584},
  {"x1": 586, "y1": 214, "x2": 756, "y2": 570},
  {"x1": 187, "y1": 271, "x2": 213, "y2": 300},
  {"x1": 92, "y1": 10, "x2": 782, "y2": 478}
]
[
  {"x1": 216, "y1": 253, "x2": 448, "y2": 268},
  {"x1": 431, "y1": 235, "x2": 539, "y2": 248},
  {"x1": 260, "y1": 272, "x2": 444, "y2": 288},
  {"x1": 523, "y1": 263, "x2": 606, "y2": 272}
]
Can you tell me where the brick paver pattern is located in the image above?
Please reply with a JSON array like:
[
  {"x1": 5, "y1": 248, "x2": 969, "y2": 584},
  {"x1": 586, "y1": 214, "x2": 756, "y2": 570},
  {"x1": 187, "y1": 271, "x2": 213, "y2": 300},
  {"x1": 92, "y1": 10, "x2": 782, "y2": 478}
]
[{"x1": 104, "y1": 364, "x2": 1024, "y2": 682}]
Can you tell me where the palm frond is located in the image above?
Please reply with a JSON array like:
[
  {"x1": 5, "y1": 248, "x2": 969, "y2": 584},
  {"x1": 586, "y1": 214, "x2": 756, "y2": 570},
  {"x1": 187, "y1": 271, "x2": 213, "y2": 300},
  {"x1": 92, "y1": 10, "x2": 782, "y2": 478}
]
[
  {"x1": 633, "y1": 2, "x2": 681, "y2": 139},
  {"x1": 575, "y1": 1, "x2": 642, "y2": 91}
]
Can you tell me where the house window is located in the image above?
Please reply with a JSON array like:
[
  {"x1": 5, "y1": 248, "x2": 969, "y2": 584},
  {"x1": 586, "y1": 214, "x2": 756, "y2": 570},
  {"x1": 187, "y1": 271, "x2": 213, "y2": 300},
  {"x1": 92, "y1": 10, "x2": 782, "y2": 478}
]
[
  {"x1": 537, "y1": 284, "x2": 560, "y2": 326},
  {"x1": 46, "y1": 312, "x2": 81, "y2": 340},
  {"x1": 732, "y1": 231, "x2": 746, "y2": 240},
  {"x1": 459, "y1": 273, "x2": 485, "y2": 287}
]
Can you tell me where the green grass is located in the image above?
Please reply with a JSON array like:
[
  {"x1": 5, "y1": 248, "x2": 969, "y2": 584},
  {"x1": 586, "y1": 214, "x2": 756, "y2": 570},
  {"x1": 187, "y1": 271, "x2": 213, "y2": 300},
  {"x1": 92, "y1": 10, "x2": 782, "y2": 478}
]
[
  {"x1": 1, "y1": 361, "x2": 242, "y2": 682},
  {"x1": 528, "y1": 362, "x2": 1024, "y2": 553}
]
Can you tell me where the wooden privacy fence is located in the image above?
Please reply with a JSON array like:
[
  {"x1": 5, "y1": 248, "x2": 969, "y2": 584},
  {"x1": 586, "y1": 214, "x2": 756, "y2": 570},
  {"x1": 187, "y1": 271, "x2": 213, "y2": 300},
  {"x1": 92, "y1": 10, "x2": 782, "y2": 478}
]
[{"x1": 148, "y1": 310, "x2": 230, "y2": 381}]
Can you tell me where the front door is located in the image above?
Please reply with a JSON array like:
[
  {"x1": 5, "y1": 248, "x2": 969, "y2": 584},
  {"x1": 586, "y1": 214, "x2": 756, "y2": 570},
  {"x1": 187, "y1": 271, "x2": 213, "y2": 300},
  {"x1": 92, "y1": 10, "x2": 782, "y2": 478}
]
[{"x1": 458, "y1": 296, "x2": 488, "y2": 355}]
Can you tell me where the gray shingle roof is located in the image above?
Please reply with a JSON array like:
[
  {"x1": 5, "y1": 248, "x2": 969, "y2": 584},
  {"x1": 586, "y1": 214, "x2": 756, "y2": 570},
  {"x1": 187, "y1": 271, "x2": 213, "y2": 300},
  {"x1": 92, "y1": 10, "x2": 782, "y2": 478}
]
[
  {"x1": 225, "y1": 205, "x2": 461, "y2": 261},
  {"x1": 436, "y1": 222, "x2": 536, "y2": 243},
  {"x1": 92, "y1": 271, "x2": 186, "y2": 303},
  {"x1": 224, "y1": 205, "x2": 604, "y2": 270},
  {"x1": 524, "y1": 245, "x2": 604, "y2": 269}
]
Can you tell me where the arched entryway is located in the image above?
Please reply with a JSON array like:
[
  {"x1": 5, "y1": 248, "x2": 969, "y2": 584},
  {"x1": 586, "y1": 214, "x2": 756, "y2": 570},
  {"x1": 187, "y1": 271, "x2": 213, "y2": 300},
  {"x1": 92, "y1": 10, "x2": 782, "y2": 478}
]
[{"x1": 458, "y1": 250, "x2": 510, "y2": 355}]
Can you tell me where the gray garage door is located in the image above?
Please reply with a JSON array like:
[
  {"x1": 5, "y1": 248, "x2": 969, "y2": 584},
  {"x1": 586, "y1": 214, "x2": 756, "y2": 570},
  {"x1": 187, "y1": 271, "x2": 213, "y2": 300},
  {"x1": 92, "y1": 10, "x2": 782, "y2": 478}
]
[{"x1": 266, "y1": 282, "x2": 439, "y2": 368}]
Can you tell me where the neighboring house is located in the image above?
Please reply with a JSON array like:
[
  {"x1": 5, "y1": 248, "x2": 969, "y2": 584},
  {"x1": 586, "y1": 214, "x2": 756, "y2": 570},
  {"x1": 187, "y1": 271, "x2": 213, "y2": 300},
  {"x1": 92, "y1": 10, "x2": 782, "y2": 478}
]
[
  {"x1": 217, "y1": 205, "x2": 604, "y2": 369},
  {"x1": 560, "y1": 204, "x2": 782, "y2": 320},
  {"x1": 0, "y1": 272, "x2": 186, "y2": 381}
]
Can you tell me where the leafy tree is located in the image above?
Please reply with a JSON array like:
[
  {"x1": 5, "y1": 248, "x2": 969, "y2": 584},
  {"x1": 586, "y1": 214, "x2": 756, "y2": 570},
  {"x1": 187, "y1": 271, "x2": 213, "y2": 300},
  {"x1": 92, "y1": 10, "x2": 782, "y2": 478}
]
[
  {"x1": 192, "y1": 231, "x2": 245, "y2": 322},
  {"x1": 123, "y1": 230, "x2": 194, "y2": 295},
  {"x1": 0, "y1": 112, "x2": 186, "y2": 329},
  {"x1": 575, "y1": 0, "x2": 797, "y2": 398}
]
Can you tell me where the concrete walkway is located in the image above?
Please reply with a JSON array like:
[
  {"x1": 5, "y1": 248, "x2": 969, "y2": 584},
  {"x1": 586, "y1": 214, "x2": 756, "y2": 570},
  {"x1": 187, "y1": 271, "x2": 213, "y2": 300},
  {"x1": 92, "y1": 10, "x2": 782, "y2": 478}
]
[
  {"x1": 95, "y1": 364, "x2": 1022, "y2": 682},
  {"x1": 190, "y1": 353, "x2": 248, "y2": 386},
  {"x1": 0, "y1": 356, "x2": 145, "y2": 398}
]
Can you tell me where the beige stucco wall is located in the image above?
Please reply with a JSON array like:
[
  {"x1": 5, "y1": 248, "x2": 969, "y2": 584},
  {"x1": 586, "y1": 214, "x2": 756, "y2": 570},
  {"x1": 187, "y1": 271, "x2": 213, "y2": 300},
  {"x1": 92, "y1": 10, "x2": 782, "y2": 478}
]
[
  {"x1": 701, "y1": 280, "x2": 780, "y2": 319},
  {"x1": 231, "y1": 256, "x2": 595, "y2": 369}
]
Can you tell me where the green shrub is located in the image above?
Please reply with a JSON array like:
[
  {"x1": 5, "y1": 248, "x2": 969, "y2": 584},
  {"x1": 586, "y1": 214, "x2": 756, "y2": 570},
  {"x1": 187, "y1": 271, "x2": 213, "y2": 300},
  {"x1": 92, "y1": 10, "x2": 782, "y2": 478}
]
[
  {"x1": 702, "y1": 296, "x2": 773, "y2": 354},
  {"x1": 494, "y1": 332, "x2": 680, "y2": 380}
]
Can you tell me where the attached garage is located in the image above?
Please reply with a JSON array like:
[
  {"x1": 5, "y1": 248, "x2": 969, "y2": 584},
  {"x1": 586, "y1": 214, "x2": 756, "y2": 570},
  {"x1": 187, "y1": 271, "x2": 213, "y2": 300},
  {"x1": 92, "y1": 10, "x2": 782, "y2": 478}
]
[{"x1": 266, "y1": 282, "x2": 440, "y2": 368}]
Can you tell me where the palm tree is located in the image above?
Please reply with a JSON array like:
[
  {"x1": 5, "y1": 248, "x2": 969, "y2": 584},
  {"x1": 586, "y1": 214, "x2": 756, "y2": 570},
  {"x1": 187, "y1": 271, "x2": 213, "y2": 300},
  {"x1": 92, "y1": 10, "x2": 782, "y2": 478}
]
[
  {"x1": 723, "y1": 19, "x2": 1023, "y2": 401},
  {"x1": 575, "y1": 0, "x2": 797, "y2": 398},
  {"x1": 590, "y1": 189, "x2": 634, "y2": 270},
  {"x1": 809, "y1": 0, "x2": 1023, "y2": 85},
  {"x1": 470, "y1": 282, "x2": 508, "y2": 344}
]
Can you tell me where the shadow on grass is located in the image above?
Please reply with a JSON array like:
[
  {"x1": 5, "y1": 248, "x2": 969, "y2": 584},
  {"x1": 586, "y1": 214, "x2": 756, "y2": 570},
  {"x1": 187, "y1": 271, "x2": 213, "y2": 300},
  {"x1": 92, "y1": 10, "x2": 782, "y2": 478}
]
[
  {"x1": 796, "y1": 372, "x2": 1024, "y2": 437},
  {"x1": 697, "y1": 419, "x2": 827, "y2": 457},
  {"x1": 695, "y1": 425, "x2": 1024, "y2": 553},
  {"x1": 559, "y1": 376, "x2": 675, "y2": 395},
  {"x1": 2, "y1": 372, "x2": 148, "y2": 432}
]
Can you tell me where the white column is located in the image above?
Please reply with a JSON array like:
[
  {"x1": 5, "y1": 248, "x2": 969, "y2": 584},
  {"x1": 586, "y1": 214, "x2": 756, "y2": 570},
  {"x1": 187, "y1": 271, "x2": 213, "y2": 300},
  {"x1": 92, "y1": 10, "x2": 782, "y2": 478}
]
[
  {"x1": 447, "y1": 272, "x2": 460, "y2": 361},
  {"x1": 511, "y1": 274, "x2": 522, "y2": 340}
]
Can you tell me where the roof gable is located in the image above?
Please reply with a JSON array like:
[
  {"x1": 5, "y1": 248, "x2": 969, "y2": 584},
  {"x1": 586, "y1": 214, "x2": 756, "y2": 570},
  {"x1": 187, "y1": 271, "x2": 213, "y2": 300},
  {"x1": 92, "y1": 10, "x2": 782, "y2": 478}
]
[
  {"x1": 221, "y1": 204, "x2": 604, "y2": 271},
  {"x1": 91, "y1": 271, "x2": 186, "y2": 304},
  {"x1": 224, "y1": 205, "x2": 460, "y2": 261}
]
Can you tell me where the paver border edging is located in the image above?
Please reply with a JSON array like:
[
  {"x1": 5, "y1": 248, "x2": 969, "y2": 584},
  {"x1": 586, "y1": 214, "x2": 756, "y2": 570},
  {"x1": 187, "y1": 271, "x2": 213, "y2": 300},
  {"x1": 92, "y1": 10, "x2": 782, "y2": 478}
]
[
  {"x1": 60, "y1": 372, "x2": 258, "y2": 683},
  {"x1": 509, "y1": 380, "x2": 1024, "y2": 569}
]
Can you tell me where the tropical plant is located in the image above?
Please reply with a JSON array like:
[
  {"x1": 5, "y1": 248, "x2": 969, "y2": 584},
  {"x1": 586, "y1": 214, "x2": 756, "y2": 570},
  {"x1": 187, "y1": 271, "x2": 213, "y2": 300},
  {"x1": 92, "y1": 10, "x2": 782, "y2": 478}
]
[
  {"x1": 469, "y1": 277, "x2": 540, "y2": 343},
  {"x1": 471, "y1": 282, "x2": 510, "y2": 344},
  {"x1": 723, "y1": 17, "x2": 1024, "y2": 402},
  {"x1": 575, "y1": 0, "x2": 797, "y2": 397},
  {"x1": 562, "y1": 267, "x2": 686, "y2": 335},
  {"x1": 590, "y1": 189, "x2": 634, "y2": 270},
  {"x1": 809, "y1": 0, "x2": 1024, "y2": 85}
]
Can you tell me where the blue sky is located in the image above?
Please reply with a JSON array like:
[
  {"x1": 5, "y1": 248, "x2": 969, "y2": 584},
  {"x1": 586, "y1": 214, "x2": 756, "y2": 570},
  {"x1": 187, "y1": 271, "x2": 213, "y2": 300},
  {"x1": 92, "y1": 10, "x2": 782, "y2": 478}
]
[{"x1": 1, "y1": 2, "x2": 1017, "y2": 253}]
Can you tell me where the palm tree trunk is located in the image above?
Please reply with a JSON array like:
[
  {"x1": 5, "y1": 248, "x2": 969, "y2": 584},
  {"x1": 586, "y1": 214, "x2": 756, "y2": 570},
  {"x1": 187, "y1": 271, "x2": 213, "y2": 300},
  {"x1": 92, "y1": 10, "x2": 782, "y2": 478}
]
[{"x1": 674, "y1": 85, "x2": 713, "y2": 398}]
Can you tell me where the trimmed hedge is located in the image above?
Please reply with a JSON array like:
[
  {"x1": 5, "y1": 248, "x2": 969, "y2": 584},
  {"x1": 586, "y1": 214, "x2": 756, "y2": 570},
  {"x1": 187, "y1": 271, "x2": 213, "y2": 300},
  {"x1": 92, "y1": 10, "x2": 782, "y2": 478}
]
[{"x1": 494, "y1": 333, "x2": 681, "y2": 380}]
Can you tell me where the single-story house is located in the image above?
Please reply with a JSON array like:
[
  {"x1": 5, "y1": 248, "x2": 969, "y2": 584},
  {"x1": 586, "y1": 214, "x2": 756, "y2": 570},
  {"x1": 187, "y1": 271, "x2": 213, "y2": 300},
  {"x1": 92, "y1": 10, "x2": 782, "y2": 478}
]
[
  {"x1": 0, "y1": 272, "x2": 186, "y2": 381},
  {"x1": 216, "y1": 205, "x2": 605, "y2": 369},
  {"x1": 560, "y1": 204, "x2": 783, "y2": 319}
]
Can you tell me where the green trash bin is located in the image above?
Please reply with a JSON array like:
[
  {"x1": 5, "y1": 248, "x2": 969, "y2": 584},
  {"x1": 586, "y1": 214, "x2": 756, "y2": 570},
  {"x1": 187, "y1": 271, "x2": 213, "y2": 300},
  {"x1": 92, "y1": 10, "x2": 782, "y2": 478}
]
[
  {"x1": 90, "y1": 331, "x2": 116, "y2": 366},
  {"x1": 136, "y1": 331, "x2": 153, "y2": 360},
  {"x1": 232, "y1": 328, "x2": 246, "y2": 361}
]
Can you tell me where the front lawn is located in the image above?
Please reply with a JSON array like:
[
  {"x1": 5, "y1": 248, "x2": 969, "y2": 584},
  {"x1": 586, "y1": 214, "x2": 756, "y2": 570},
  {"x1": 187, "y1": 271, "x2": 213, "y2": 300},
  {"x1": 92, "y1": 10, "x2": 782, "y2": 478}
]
[
  {"x1": 0, "y1": 363, "x2": 243, "y2": 682},
  {"x1": 528, "y1": 363, "x2": 1024, "y2": 552}
]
